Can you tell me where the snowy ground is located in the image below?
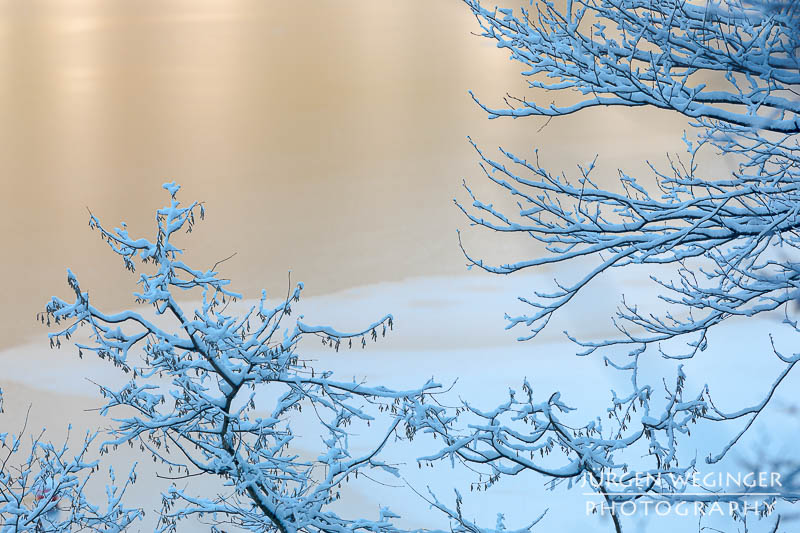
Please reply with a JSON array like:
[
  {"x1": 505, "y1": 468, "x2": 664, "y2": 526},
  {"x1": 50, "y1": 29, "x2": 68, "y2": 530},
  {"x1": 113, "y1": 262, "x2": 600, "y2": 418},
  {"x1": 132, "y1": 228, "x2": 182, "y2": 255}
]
[{"x1": 2, "y1": 268, "x2": 798, "y2": 532}]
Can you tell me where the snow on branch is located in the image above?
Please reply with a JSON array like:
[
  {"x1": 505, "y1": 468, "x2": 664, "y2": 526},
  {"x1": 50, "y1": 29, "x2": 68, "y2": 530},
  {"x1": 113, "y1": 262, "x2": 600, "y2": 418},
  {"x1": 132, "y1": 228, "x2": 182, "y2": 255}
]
[
  {"x1": 41, "y1": 183, "x2": 442, "y2": 533},
  {"x1": 0, "y1": 388, "x2": 142, "y2": 532},
  {"x1": 412, "y1": 1, "x2": 800, "y2": 531}
]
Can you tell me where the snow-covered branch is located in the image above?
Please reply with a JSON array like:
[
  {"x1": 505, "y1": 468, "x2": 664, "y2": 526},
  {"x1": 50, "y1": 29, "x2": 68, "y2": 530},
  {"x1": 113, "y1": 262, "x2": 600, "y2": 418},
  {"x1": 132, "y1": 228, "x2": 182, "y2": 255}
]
[
  {"x1": 0, "y1": 388, "x2": 142, "y2": 532},
  {"x1": 42, "y1": 183, "x2": 442, "y2": 533},
  {"x1": 416, "y1": 1, "x2": 800, "y2": 531}
]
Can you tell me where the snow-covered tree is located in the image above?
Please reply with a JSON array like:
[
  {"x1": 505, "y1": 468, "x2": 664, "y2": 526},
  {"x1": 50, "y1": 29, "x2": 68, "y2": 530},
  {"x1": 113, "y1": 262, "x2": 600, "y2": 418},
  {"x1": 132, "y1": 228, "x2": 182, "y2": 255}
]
[
  {"x1": 414, "y1": 1, "x2": 800, "y2": 532},
  {"x1": 0, "y1": 387, "x2": 142, "y2": 532},
  {"x1": 41, "y1": 183, "x2": 440, "y2": 532}
]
